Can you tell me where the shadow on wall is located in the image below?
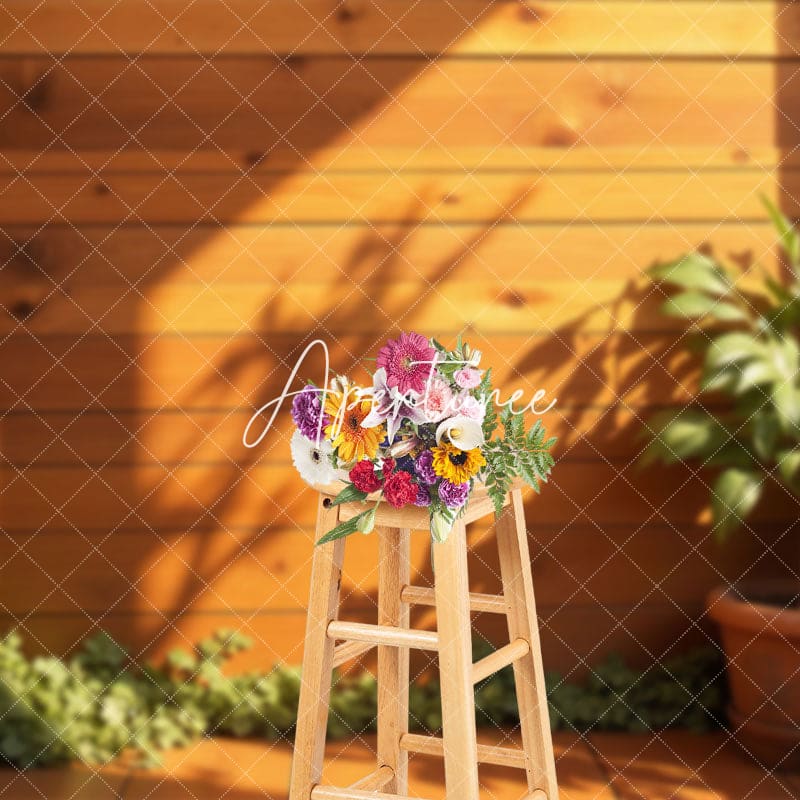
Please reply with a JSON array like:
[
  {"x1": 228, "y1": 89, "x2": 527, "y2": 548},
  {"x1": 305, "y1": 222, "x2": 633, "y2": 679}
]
[
  {"x1": 0, "y1": 7, "x2": 565, "y2": 672},
  {"x1": 1, "y1": 4, "x2": 798, "y2": 677}
]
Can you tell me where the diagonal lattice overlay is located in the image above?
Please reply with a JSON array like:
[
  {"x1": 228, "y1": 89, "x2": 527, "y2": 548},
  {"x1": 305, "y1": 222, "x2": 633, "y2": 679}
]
[{"x1": 1, "y1": 1, "x2": 800, "y2": 799}]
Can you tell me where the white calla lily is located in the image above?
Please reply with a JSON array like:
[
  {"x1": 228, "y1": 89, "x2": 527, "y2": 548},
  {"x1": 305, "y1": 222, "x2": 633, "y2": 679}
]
[{"x1": 435, "y1": 416, "x2": 484, "y2": 450}]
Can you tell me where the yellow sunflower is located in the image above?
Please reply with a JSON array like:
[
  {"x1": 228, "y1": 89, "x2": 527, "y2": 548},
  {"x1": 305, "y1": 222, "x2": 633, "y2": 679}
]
[
  {"x1": 324, "y1": 392, "x2": 384, "y2": 463},
  {"x1": 431, "y1": 443, "x2": 486, "y2": 484}
]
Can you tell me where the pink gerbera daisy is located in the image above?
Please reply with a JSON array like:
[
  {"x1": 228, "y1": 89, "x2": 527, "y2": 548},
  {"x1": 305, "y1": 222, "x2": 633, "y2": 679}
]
[{"x1": 376, "y1": 332, "x2": 436, "y2": 394}]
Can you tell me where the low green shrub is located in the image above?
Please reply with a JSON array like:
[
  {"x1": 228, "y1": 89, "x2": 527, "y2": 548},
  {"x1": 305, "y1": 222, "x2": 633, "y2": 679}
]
[{"x1": 0, "y1": 628, "x2": 725, "y2": 769}]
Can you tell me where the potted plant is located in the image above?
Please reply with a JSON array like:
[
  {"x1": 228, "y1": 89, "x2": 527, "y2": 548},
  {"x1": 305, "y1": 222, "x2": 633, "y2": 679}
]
[{"x1": 642, "y1": 199, "x2": 800, "y2": 768}]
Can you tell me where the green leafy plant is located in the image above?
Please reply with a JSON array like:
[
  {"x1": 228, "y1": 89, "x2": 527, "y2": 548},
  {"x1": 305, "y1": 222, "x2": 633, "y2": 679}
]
[
  {"x1": 483, "y1": 408, "x2": 556, "y2": 515},
  {"x1": 0, "y1": 628, "x2": 723, "y2": 769},
  {"x1": 642, "y1": 198, "x2": 800, "y2": 538}
]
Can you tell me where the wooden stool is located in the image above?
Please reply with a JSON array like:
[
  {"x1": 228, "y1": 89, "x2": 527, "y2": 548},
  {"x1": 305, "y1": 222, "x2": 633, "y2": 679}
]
[{"x1": 289, "y1": 484, "x2": 559, "y2": 800}]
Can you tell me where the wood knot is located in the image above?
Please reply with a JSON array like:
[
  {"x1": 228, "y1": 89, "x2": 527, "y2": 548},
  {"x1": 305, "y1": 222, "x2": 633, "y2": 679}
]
[
  {"x1": 282, "y1": 53, "x2": 307, "y2": 70},
  {"x1": 518, "y1": 3, "x2": 545, "y2": 23},
  {"x1": 6, "y1": 238, "x2": 40, "y2": 270},
  {"x1": 732, "y1": 148, "x2": 750, "y2": 164},
  {"x1": 9, "y1": 299, "x2": 36, "y2": 321},
  {"x1": 244, "y1": 150, "x2": 266, "y2": 168},
  {"x1": 500, "y1": 289, "x2": 526, "y2": 308},
  {"x1": 542, "y1": 125, "x2": 579, "y2": 147},
  {"x1": 697, "y1": 242, "x2": 714, "y2": 257},
  {"x1": 729, "y1": 249, "x2": 754, "y2": 271},
  {"x1": 600, "y1": 83, "x2": 630, "y2": 108},
  {"x1": 336, "y1": 4, "x2": 358, "y2": 22},
  {"x1": 20, "y1": 75, "x2": 50, "y2": 113}
]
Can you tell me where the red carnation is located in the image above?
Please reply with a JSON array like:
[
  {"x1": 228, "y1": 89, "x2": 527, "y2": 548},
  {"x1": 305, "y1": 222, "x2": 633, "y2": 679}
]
[
  {"x1": 383, "y1": 470, "x2": 418, "y2": 509},
  {"x1": 349, "y1": 460, "x2": 382, "y2": 493},
  {"x1": 381, "y1": 457, "x2": 396, "y2": 476}
]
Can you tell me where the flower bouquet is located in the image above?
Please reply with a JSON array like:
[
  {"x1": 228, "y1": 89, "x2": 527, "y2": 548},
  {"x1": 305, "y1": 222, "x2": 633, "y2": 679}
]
[{"x1": 289, "y1": 333, "x2": 556, "y2": 544}]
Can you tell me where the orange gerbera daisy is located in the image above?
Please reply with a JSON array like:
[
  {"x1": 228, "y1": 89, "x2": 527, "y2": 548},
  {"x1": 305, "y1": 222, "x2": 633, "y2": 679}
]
[{"x1": 324, "y1": 391, "x2": 384, "y2": 463}]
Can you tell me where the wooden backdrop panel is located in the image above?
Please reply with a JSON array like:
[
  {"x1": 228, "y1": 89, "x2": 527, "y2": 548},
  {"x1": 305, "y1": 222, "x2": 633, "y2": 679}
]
[
  {"x1": 1, "y1": 1, "x2": 794, "y2": 57},
  {"x1": 0, "y1": 58, "x2": 790, "y2": 160},
  {"x1": 0, "y1": 0, "x2": 796, "y2": 673}
]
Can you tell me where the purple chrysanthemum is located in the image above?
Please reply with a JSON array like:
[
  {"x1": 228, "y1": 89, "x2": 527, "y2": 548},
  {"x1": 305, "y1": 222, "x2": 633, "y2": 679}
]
[
  {"x1": 414, "y1": 450, "x2": 437, "y2": 485},
  {"x1": 291, "y1": 385, "x2": 329, "y2": 441},
  {"x1": 414, "y1": 484, "x2": 432, "y2": 507},
  {"x1": 376, "y1": 332, "x2": 436, "y2": 394},
  {"x1": 438, "y1": 479, "x2": 470, "y2": 508}
]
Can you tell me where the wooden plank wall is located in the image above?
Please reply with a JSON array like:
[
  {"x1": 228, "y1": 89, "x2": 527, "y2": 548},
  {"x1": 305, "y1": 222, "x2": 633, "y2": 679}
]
[{"x1": 0, "y1": 0, "x2": 797, "y2": 676}]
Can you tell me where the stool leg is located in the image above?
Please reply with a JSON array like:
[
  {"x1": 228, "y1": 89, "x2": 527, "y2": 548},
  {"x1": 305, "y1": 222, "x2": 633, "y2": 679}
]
[
  {"x1": 377, "y1": 526, "x2": 410, "y2": 794},
  {"x1": 289, "y1": 498, "x2": 345, "y2": 800},
  {"x1": 433, "y1": 519, "x2": 480, "y2": 800},
  {"x1": 496, "y1": 488, "x2": 559, "y2": 799}
]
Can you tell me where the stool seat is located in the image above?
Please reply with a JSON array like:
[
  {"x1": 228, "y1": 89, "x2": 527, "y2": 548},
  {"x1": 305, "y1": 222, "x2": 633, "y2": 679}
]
[
  {"x1": 289, "y1": 486, "x2": 559, "y2": 800},
  {"x1": 313, "y1": 478, "x2": 523, "y2": 528}
]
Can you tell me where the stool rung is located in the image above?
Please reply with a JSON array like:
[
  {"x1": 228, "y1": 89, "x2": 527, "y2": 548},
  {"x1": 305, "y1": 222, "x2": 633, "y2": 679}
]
[
  {"x1": 349, "y1": 765, "x2": 394, "y2": 791},
  {"x1": 311, "y1": 786, "x2": 428, "y2": 800},
  {"x1": 331, "y1": 639, "x2": 375, "y2": 669},
  {"x1": 399, "y1": 733, "x2": 527, "y2": 769},
  {"x1": 471, "y1": 637, "x2": 530, "y2": 684},
  {"x1": 327, "y1": 620, "x2": 439, "y2": 651},
  {"x1": 400, "y1": 585, "x2": 507, "y2": 614}
]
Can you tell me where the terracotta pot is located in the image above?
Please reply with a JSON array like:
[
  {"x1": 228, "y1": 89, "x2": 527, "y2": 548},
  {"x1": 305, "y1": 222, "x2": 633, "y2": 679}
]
[{"x1": 707, "y1": 582, "x2": 800, "y2": 769}]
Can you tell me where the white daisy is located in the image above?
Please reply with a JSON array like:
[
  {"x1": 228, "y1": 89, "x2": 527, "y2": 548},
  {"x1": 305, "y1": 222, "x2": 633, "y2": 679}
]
[{"x1": 290, "y1": 429, "x2": 338, "y2": 487}]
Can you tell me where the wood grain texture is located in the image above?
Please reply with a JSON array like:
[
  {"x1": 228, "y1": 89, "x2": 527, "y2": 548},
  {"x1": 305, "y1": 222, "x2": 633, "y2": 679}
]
[
  {"x1": 332, "y1": 639, "x2": 375, "y2": 669},
  {"x1": 311, "y1": 785, "x2": 422, "y2": 800},
  {"x1": 0, "y1": 58, "x2": 790, "y2": 158},
  {"x1": 1, "y1": 1, "x2": 792, "y2": 57},
  {"x1": 0, "y1": 144, "x2": 784, "y2": 173},
  {"x1": 1, "y1": 458, "x2": 795, "y2": 534},
  {"x1": 496, "y1": 489, "x2": 559, "y2": 797},
  {"x1": 0, "y1": 515, "x2": 788, "y2": 617},
  {"x1": 0, "y1": 599, "x2": 728, "y2": 675},
  {"x1": 327, "y1": 621, "x2": 439, "y2": 651},
  {"x1": 0, "y1": 222, "x2": 781, "y2": 287},
  {"x1": 432, "y1": 519, "x2": 480, "y2": 800},
  {"x1": 400, "y1": 733, "x2": 527, "y2": 769},
  {"x1": 348, "y1": 767, "x2": 394, "y2": 793},
  {"x1": 1, "y1": 0, "x2": 797, "y2": 677},
  {"x1": 0, "y1": 405, "x2": 736, "y2": 467},
  {"x1": 0, "y1": 169, "x2": 785, "y2": 225},
  {"x1": 377, "y1": 526, "x2": 410, "y2": 794},
  {"x1": 0, "y1": 330, "x2": 707, "y2": 412},
  {"x1": 0, "y1": 273, "x2": 782, "y2": 336},
  {"x1": 288, "y1": 497, "x2": 344, "y2": 800},
  {"x1": 401, "y1": 586, "x2": 507, "y2": 615},
  {"x1": 471, "y1": 638, "x2": 531, "y2": 685}
]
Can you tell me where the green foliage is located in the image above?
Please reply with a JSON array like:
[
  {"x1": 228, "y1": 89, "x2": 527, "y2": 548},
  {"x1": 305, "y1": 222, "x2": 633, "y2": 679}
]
[
  {"x1": 0, "y1": 629, "x2": 725, "y2": 769},
  {"x1": 478, "y1": 367, "x2": 498, "y2": 440},
  {"x1": 428, "y1": 498, "x2": 457, "y2": 544},
  {"x1": 484, "y1": 407, "x2": 556, "y2": 515},
  {"x1": 1, "y1": 629, "x2": 206, "y2": 768},
  {"x1": 328, "y1": 484, "x2": 369, "y2": 507},
  {"x1": 547, "y1": 647, "x2": 725, "y2": 733},
  {"x1": 763, "y1": 196, "x2": 800, "y2": 273},
  {"x1": 643, "y1": 198, "x2": 800, "y2": 539},
  {"x1": 317, "y1": 506, "x2": 376, "y2": 544}
]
